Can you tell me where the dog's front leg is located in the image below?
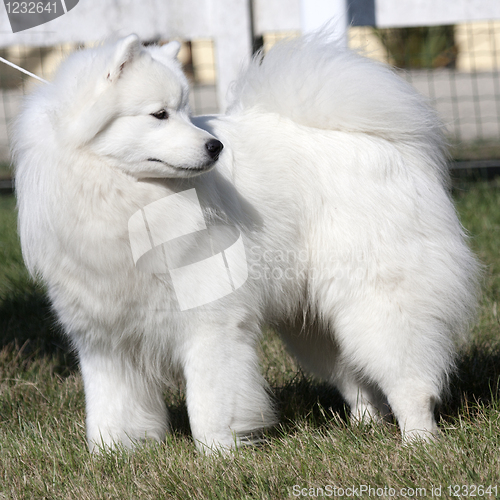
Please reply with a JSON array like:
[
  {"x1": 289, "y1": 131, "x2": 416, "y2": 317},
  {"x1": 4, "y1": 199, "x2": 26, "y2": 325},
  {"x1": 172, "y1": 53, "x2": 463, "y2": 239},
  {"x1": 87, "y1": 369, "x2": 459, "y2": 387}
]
[
  {"x1": 182, "y1": 321, "x2": 276, "y2": 453},
  {"x1": 78, "y1": 346, "x2": 169, "y2": 452}
]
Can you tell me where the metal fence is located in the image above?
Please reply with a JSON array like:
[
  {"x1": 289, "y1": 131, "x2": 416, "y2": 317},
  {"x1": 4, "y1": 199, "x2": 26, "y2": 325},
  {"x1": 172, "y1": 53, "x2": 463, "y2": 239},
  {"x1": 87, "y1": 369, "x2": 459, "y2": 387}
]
[
  {"x1": 0, "y1": 20, "x2": 499, "y2": 164},
  {"x1": 349, "y1": 21, "x2": 500, "y2": 160}
]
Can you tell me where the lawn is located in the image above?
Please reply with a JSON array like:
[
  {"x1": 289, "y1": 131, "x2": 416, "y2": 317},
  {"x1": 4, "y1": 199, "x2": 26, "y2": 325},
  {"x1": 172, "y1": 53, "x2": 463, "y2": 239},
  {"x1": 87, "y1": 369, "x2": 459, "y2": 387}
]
[{"x1": 0, "y1": 180, "x2": 499, "y2": 500}]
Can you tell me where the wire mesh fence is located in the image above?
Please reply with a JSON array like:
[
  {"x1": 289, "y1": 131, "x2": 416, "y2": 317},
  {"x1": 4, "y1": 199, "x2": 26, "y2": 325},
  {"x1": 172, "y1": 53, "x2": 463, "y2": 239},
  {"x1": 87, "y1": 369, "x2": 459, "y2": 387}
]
[
  {"x1": 349, "y1": 21, "x2": 500, "y2": 161},
  {"x1": 0, "y1": 20, "x2": 499, "y2": 169}
]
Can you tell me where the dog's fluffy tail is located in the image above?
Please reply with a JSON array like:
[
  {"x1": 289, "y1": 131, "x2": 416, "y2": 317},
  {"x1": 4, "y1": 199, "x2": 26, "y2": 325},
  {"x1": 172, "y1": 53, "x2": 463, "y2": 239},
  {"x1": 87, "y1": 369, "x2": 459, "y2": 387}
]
[{"x1": 228, "y1": 30, "x2": 447, "y2": 172}]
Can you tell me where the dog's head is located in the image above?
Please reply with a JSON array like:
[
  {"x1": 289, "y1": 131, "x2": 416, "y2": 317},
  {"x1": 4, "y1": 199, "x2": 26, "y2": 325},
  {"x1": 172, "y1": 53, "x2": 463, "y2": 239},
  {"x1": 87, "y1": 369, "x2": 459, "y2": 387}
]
[{"x1": 53, "y1": 35, "x2": 223, "y2": 178}]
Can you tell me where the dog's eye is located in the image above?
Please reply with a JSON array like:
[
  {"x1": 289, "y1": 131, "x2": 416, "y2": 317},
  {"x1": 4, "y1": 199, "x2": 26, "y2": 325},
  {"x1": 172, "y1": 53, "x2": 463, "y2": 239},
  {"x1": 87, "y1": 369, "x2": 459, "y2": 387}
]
[{"x1": 151, "y1": 109, "x2": 169, "y2": 120}]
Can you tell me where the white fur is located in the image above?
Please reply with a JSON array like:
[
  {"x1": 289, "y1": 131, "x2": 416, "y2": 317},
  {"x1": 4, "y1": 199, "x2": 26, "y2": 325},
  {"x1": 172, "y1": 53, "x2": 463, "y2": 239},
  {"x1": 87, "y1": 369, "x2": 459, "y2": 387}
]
[{"x1": 13, "y1": 32, "x2": 480, "y2": 452}]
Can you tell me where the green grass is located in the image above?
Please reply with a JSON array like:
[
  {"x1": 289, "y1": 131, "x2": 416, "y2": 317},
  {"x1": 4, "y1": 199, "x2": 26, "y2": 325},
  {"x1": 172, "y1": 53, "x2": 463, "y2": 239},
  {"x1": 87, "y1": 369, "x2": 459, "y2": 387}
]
[
  {"x1": 1, "y1": 182, "x2": 500, "y2": 500},
  {"x1": 0, "y1": 163, "x2": 12, "y2": 180},
  {"x1": 450, "y1": 140, "x2": 500, "y2": 162}
]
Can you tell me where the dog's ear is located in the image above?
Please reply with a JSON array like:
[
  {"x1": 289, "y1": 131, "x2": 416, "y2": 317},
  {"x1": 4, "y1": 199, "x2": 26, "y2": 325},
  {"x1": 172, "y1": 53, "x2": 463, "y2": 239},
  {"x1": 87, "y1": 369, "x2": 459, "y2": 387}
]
[
  {"x1": 107, "y1": 34, "x2": 141, "y2": 82},
  {"x1": 161, "y1": 41, "x2": 181, "y2": 59}
]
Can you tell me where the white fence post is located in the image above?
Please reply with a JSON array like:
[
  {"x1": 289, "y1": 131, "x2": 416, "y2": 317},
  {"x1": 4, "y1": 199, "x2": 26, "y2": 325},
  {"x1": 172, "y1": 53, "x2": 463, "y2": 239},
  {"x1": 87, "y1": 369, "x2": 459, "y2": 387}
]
[
  {"x1": 212, "y1": 0, "x2": 253, "y2": 111},
  {"x1": 299, "y1": 0, "x2": 349, "y2": 44}
]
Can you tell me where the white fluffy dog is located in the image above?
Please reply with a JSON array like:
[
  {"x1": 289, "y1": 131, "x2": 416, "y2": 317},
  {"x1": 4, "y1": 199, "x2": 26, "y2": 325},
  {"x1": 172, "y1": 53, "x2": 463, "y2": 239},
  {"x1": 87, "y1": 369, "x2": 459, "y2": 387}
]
[{"x1": 13, "y1": 32, "x2": 479, "y2": 452}]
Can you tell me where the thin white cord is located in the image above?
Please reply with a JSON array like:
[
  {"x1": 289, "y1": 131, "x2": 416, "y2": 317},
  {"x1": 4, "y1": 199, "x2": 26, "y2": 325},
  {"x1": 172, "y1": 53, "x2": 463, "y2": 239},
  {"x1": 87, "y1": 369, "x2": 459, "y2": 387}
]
[{"x1": 0, "y1": 57, "x2": 48, "y2": 83}]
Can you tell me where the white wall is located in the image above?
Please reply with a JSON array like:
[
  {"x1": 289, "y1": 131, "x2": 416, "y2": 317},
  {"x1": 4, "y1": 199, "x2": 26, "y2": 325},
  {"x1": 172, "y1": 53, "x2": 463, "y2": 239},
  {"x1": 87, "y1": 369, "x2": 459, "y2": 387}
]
[
  {"x1": 0, "y1": 0, "x2": 500, "y2": 109},
  {"x1": 253, "y1": 0, "x2": 500, "y2": 33},
  {"x1": 376, "y1": 0, "x2": 500, "y2": 28},
  {"x1": 0, "y1": 0, "x2": 253, "y2": 110}
]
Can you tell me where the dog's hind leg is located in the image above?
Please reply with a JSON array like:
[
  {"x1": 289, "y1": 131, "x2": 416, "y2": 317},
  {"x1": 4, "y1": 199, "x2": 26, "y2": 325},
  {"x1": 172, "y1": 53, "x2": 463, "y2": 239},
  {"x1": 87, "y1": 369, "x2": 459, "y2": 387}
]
[
  {"x1": 383, "y1": 383, "x2": 440, "y2": 442},
  {"x1": 279, "y1": 322, "x2": 389, "y2": 424},
  {"x1": 332, "y1": 367, "x2": 390, "y2": 424},
  {"x1": 78, "y1": 347, "x2": 169, "y2": 452},
  {"x1": 326, "y1": 292, "x2": 450, "y2": 443},
  {"x1": 182, "y1": 318, "x2": 276, "y2": 454}
]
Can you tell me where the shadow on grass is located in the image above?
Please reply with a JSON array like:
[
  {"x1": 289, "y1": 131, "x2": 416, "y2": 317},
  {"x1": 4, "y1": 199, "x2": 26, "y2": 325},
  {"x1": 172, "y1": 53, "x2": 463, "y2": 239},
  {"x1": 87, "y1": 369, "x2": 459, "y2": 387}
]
[
  {"x1": 2, "y1": 277, "x2": 499, "y2": 440},
  {"x1": 268, "y1": 342, "x2": 500, "y2": 437},
  {"x1": 266, "y1": 338, "x2": 500, "y2": 440},
  {"x1": 442, "y1": 342, "x2": 500, "y2": 419},
  {"x1": 165, "y1": 377, "x2": 349, "y2": 443},
  {"x1": 273, "y1": 374, "x2": 347, "y2": 432},
  {"x1": 165, "y1": 374, "x2": 349, "y2": 443},
  {"x1": 0, "y1": 278, "x2": 77, "y2": 376}
]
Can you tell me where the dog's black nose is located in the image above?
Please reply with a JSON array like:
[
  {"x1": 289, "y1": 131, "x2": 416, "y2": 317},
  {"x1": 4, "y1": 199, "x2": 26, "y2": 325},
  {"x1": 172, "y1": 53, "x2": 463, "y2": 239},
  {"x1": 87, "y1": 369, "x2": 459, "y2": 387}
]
[{"x1": 205, "y1": 139, "x2": 223, "y2": 160}]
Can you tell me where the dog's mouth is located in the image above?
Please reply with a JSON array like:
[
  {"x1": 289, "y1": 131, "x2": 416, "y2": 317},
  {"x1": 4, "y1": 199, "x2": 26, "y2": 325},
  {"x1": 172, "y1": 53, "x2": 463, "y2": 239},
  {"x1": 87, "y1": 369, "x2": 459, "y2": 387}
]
[{"x1": 147, "y1": 158, "x2": 216, "y2": 173}]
